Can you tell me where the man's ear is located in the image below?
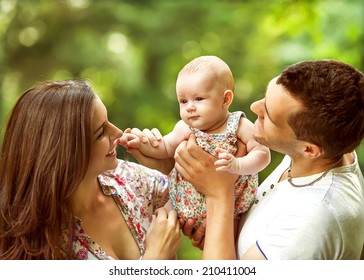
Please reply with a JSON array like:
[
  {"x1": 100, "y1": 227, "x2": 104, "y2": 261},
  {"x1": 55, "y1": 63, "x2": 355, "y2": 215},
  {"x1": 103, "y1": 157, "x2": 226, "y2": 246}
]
[
  {"x1": 303, "y1": 143, "x2": 323, "y2": 158},
  {"x1": 223, "y1": 90, "x2": 234, "y2": 108}
]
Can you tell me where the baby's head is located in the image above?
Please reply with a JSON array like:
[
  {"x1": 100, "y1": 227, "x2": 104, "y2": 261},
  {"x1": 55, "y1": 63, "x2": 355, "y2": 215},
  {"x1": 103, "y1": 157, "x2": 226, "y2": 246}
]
[
  {"x1": 177, "y1": 55, "x2": 234, "y2": 93},
  {"x1": 176, "y1": 56, "x2": 235, "y2": 132}
]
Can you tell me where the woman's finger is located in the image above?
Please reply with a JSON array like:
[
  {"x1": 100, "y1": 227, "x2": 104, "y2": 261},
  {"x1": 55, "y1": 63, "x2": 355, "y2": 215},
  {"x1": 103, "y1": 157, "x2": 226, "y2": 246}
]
[
  {"x1": 142, "y1": 129, "x2": 159, "y2": 146},
  {"x1": 130, "y1": 128, "x2": 148, "y2": 143},
  {"x1": 167, "y1": 209, "x2": 178, "y2": 221},
  {"x1": 151, "y1": 128, "x2": 163, "y2": 140},
  {"x1": 154, "y1": 207, "x2": 168, "y2": 219},
  {"x1": 167, "y1": 210, "x2": 180, "y2": 230}
]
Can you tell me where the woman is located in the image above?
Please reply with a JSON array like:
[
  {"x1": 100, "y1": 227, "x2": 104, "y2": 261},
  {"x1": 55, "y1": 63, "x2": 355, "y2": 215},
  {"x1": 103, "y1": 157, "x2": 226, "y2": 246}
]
[{"x1": 0, "y1": 80, "x2": 181, "y2": 259}]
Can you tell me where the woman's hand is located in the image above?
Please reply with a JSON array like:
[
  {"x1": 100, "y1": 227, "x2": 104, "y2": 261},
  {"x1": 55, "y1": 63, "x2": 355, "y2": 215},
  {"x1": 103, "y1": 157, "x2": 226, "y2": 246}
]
[
  {"x1": 143, "y1": 208, "x2": 181, "y2": 260},
  {"x1": 128, "y1": 127, "x2": 163, "y2": 147},
  {"x1": 117, "y1": 128, "x2": 174, "y2": 174}
]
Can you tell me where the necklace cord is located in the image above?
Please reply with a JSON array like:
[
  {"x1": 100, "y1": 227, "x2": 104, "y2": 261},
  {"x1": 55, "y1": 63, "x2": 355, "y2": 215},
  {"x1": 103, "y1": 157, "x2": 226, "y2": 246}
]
[
  {"x1": 254, "y1": 156, "x2": 343, "y2": 204},
  {"x1": 287, "y1": 156, "x2": 343, "y2": 188}
]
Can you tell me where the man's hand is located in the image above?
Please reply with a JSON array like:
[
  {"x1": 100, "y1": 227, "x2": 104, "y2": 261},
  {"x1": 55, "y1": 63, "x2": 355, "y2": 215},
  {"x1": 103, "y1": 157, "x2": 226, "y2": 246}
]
[{"x1": 181, "y1": 219, "x2": 206, "y2": 251}]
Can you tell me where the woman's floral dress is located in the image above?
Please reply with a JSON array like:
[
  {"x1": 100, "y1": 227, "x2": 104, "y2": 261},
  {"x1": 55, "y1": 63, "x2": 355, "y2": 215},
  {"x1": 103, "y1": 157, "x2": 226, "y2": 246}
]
[
  {"x1": 169, "y1": 111, "x2": 258, "y2": 228},
  {"x1": 72, "y1": 160, "x2": 169, "y2": 259}
]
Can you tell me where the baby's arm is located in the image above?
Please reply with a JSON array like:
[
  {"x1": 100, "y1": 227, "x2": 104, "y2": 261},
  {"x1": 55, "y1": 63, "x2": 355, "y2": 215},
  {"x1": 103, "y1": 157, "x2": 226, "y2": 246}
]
[
  {"x1": 215, "y1": 117, "x2": 270, "y2": 175},
  {"x1": 130, "y1": 120, "x2": 193, "y2": 159}
]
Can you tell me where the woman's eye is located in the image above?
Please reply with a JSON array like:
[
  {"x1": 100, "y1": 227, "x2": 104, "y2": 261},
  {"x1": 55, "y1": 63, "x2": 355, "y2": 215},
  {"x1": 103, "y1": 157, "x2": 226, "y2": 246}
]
[{"x1": 97, "y1": 130, "x2": 104, "y2": 139}]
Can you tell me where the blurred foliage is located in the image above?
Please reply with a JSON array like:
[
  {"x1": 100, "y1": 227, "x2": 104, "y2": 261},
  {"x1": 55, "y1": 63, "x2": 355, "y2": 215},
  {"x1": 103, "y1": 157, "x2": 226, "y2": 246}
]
[{"x1": 0, "y1": 0, "x2": 363, "y2": 259}]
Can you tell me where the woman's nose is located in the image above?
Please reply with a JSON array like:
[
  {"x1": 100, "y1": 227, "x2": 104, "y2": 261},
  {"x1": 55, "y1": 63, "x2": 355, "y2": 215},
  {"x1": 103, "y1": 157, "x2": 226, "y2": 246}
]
[{"x1": 112, "y1": 125, "x2": 123, "y2": 141}]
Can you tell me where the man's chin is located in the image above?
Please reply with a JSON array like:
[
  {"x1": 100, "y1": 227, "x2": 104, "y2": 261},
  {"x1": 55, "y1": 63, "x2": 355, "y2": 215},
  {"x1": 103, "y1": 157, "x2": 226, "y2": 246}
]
[{"x1": 253, "y1": 135, "x2": 266, "y2": 145}]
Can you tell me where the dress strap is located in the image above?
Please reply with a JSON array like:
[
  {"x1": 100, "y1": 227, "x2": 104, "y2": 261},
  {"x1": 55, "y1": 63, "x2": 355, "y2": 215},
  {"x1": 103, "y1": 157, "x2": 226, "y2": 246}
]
[{"x1": 225, "y1": 111, "x2": 245, "y2": 137}]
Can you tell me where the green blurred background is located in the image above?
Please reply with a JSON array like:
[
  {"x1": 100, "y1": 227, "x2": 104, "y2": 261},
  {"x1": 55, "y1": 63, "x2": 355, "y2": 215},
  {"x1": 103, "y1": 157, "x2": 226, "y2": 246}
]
[{"x1": 0, "y1": 0, "x2": 363, "y2": 259}]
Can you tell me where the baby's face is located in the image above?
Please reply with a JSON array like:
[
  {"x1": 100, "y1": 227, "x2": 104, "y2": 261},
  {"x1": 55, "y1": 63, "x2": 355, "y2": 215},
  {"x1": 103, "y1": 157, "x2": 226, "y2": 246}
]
[{"x1": 176, "y1": 72, "x2": 228, "y2": 132}]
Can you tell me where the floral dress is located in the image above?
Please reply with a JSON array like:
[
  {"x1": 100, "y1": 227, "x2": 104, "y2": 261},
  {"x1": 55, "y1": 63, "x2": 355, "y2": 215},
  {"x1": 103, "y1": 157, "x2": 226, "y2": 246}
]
[
  {"x1": 72, "y1": 160, "x2": 169, "y2": 260},
  {"x1": 169, "y1": 111, "x2": 258, "y2": 228}
]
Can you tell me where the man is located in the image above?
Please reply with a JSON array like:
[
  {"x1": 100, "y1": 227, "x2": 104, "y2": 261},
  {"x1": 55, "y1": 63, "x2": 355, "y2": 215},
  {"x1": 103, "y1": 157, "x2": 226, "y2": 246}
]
[{"x1": 174, "y1": 60, "x2": 364, "y2": 259}]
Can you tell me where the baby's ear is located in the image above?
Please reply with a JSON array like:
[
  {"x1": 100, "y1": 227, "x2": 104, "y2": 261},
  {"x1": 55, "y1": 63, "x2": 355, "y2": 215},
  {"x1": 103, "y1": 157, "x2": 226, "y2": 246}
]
[{"x1": 223, "y1": 90, "x2": 234, "y2": 107}]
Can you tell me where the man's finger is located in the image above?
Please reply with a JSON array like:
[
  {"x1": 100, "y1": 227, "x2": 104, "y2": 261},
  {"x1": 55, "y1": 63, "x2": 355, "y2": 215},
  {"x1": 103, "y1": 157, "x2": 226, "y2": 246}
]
[
  {"x1": 191, "y1": 221, "x2": 206, "y2": 244},
  {"x1": 181, "y1": 219, "x2": 196, "y2": 238}
]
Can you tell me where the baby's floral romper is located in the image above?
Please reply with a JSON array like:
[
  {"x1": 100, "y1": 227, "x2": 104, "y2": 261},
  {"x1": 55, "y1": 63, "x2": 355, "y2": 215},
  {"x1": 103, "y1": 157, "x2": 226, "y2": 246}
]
[{"x1": 169, "y1": 111, "x2": 258, "y2": 228}]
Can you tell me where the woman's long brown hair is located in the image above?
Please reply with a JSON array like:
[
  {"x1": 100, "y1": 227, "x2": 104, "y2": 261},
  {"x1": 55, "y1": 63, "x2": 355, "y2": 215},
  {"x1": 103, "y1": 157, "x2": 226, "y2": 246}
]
[{"x1": 0, "y1": 80, "x2": 96, "y2": 259}]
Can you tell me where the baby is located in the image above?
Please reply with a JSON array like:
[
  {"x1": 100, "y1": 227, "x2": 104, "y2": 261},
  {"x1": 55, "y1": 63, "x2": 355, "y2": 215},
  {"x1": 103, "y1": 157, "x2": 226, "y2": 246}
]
[{"x1": 121, "y1": 55, "x2": 270, "y2": 228}]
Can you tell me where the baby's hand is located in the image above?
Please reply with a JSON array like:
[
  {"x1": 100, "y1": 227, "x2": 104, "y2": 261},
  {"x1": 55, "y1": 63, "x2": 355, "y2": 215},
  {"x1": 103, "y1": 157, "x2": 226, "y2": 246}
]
[
  {"x1": 214, "y1": 148, "x2": 241, "y2": 174},
  {"x1": 118, "y1": 129, "x2": 141, "y2": 150}
]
